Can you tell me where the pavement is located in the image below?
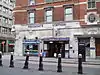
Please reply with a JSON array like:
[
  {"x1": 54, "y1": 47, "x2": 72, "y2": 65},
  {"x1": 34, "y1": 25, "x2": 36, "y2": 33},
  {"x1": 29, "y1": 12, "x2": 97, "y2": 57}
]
[
  {"x1": 0, "y1": 54, "x2": 100, "y2": 75},
  {"x1": 2, "y1": 55, "x2": 100, "y2": 65}
]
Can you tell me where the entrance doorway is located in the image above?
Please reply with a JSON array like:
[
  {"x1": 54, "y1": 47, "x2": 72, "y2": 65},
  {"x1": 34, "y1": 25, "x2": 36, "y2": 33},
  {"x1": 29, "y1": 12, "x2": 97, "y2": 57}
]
[
  {"x1": 44, "y1": 41, "x2": 68, "y2": 58},
  {"x1": 95, "y1": 38, "x2": 100, "y2": 57},
  {"x1": 78, "y1": 38, "x2": 90, "y2": 60}
]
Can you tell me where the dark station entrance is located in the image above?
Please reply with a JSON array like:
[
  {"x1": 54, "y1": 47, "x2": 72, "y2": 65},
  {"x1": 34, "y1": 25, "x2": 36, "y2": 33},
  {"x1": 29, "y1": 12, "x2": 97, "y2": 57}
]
[
  {"x1": 95, "y1": 38, "x2": 100, "y2": 57},
  {"x1": 78, "y1": 38, "x2": 90, "y2": 62},
  {"x1": 43, "y1": 38, "x2": 69, "y2": 58}
]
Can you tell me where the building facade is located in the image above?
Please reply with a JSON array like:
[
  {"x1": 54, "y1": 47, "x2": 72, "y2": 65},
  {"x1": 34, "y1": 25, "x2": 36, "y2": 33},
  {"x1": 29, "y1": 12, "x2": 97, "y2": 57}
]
[
  {"x1": 13, "y1": 0, "x2": 100, "y2": 58},
  {"x1": 0, "y1": 0, "x2": 15, "y2": 54}
]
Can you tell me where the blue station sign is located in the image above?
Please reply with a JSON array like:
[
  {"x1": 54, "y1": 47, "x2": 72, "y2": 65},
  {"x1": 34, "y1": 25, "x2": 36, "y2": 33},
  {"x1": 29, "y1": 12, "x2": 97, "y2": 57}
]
[
  {"x1": 42, "y1": 37, "x2": 69, "y2": 41},
  {"x1": 23, "y1": 39, "x2": 40, "y2": 44}
]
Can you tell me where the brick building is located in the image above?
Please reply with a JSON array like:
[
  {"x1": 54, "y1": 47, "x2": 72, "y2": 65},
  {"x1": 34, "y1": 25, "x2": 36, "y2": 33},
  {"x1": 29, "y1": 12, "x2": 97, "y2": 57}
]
[{"x1": 13, "y1": 0, "x2": 100, "y2": 59}]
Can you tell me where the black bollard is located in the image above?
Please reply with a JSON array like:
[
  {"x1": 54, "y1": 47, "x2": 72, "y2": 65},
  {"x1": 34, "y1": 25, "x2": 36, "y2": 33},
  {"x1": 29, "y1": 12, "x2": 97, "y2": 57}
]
[
  {"x1": 23, "y1": 52, "x2": 29, "y2": 69},
  {"x1": 0, "y1": 51, "x2": 3, "y2": 66},
  {"x1": 9, "y1": 52, "x2": 14, "y2": 68},
  {"x1": 38, "y1": 53, "x2": 43, "y2": 71},
  {"x1": 57, "y1": 53, "x2": 62, "y2": 72},
  {"x1": 78, "y1": 54, "x2": 83, "y2": 74}
]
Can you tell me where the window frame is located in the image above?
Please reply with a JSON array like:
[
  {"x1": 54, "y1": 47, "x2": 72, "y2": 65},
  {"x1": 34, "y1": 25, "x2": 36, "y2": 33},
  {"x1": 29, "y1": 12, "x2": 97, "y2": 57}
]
[
  {"x1": 45, "y1": 0, "x2": 65, "y2": 3},
  {"x1": 45, "y1": 10, "x2": 53, "y2": 22},
  {"x1": 45, "y1": 0, "x2": 53, "y2": 3},
  {"x1": 28, "y1": 12, "x2": 35, "y2": 24},
  {"x1": 0, "y1": 5, "x2": 2, "y2": 11},
  {"x1": 8, "y1": 19, "x2": 12, "y2": 25},
  {"x1": 64, "y1": 7, "x2": 73, "y2": 21},
  {"x1": 29, "y1": 0, "x2": 35, "y2": 5},
  {"x1": 87, "y1": 0, "x2": 96, "y2": 9}
]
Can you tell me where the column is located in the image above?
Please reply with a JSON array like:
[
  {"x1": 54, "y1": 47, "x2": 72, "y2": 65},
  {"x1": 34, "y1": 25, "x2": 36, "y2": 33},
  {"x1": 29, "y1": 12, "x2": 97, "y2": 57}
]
[
  {"x1": 90, "y1": 37, "x2": 96, "y2": 58},
  {"x1": 39, "y1": 40, "x2": 43, "y2": 53},
  {"x1": 6, "y1": 40, "x2": 8, "y2": 53}
]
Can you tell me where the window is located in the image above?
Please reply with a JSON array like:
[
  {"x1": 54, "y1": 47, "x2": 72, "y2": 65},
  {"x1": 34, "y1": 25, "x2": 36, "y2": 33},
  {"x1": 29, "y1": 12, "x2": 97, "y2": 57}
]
[
  {"x1": 64, "y1": 8, "x2": 73, "y2": 21},
  {"x1": 10, "y1": 0, "x2": 13, "y2": 2},
  {"x1": 45, "y1": 10, "x2": 52, "y2": 22},
  {"x1": 45, "y1": 0, "x2": 65, "y2": 3},
  {"x1": 1, "y1": 27, "x2": 5, "y2": 33},
  {"x1": 2, "y1": 17, "x2": 6, "y2": 24},
  {"x1": 0, "y1": 6, "x2": 2, "y2": 11},
  {"x1": 9, "y1": 0, "x2": 14, "y2": 7},
  {"x1": 45, "y1": 0, "x2": 53, "y2": 3},
  {"x1": 1, "y1": 27, "x2": 8, "y2": 34},
  {"x1": 0, "y1": 16, "x2": 2, "y2": 23},
  {"x1": 2, "y1": 17, "x2": 8, "y2": 24},
  {"x1": 2, "y1": 7, "x2": 6, "y2": 13},
  {"x1": 8, "y1": 19, "x2": 12, "y2": 25},
  {"x1": 9, "y1": 10, "x2": 12, "y2": 15},
  {"x1": 29, "y1": 12, "x2": 35, "y2": 24},
  {"x1": 5, "y1": 18, "x2": 8, "y2": 24},
  {"x1": 5, "y1": 8, "x2": 8, "y2": 13},
  {"x1": 88, "y1": 0, "x2": 96, "y2": 9},
  {"x1": 29, "y1": 0, "x2": 35, "y2": 5}
]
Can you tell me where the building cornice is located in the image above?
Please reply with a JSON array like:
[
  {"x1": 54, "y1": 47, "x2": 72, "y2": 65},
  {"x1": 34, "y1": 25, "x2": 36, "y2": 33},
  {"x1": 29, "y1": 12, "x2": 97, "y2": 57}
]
[
  {"x1": 13, "y1": 10, "x2": 27, "y2": 13},
  {"x1": 96, "y1": 0, "x2": 100, "y2": 2},
  {"x1": 14, "y1": 1, "x2": 88, "y2": 12},
  {"x1": 13, "y1": 1, "x2": 100, "y2": 13}
]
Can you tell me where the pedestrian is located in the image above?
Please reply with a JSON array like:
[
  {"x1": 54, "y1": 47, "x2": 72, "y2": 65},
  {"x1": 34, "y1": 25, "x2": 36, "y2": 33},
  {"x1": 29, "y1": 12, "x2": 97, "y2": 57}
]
[
  {"x1": 60, "y1": 44, "x2": 64, "y2": 58},
  {"x1": 55, "y1": 45, "x2": 58, "y2": 58}
]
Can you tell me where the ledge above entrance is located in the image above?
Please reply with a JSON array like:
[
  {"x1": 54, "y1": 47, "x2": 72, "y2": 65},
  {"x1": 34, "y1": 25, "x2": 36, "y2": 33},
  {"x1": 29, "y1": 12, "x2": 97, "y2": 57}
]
[{"x1": 41, "y1": 37, "x2": 70, "y2": 41}]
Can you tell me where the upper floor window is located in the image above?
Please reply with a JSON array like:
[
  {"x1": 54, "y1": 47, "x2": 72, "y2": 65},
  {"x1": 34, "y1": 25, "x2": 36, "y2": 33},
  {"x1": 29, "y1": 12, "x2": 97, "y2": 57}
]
[
  {"x1": 1, "y1": 27, "x2": 8, "y2": 34},
  {"x1": 0, "y1": 6, "x2": 2, "y2": 11},
  {"x1": 2, "y1": 7, "x2": 6, "y2": 13},
  {"x1": 0, "y1": 16, "x2": 2, "y2": 23},
  {"x1": 45, "y1": 0, "x2": 65, "y2": 3},
  {"x1": 29, "y1": 0, "x2": 35, "y2": 5},
  {"x1": 45, "y1": 0, "x2": 53, "y2": 3},
  {"x1": 8, "y1": 19, "x2": 12, "y2": 25},
  {"x1": 45, "y1": 10, "x2": 52, "y2": 22},
  {"x1": 5, "y1": 8, "x2": 8, "y2": 13},
  {"x1": 9, "y1": 10, "x2": 12, "y2": 15},
  {"x1": 64, "y1": 8, "x2": 73, "y2": 21},
  {"x1": 88, "y1": 0, "x2": 96, "y2": 9},
  {"x1": 29, "y1": 12, "x2": 35, "y2": 24}
]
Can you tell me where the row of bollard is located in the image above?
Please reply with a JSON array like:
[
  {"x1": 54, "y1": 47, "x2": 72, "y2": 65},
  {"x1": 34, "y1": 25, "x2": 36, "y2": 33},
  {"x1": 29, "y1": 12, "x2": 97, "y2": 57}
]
[
  {"x1": 0, "y1": 51, "x2": 14, "y2": 68},
  {"x1": 0, "y1": 51, "x2": 3, "y2": 66},
  {"x1": 0, "y1": 51, "x2": 83, "y2": 74}
]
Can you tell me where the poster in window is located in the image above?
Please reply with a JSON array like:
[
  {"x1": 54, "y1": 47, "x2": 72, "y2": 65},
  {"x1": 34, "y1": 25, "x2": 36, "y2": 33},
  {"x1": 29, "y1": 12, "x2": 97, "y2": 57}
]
[
  {"x1": 29, "y1": 45, "x2": 33, "y2": 49},
  {"x1": 65, "y1": 44, "x2": 69, "y2": 50},
  {"x1": 44, "y1": 44, "x2": 47, "y2": 50}
]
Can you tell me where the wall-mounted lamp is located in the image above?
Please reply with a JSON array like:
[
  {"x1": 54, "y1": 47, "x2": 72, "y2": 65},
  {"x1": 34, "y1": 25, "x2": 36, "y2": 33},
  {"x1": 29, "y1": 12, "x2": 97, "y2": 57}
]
[
  {"x1": 35, "y1": 37, "x2": 38, "y2": 40},
  {"x1": 49, "y1": 41, "x2": 53, "y2": 43},
  {"x1": 24, "y1": 36, "x2": 26, "y2": 40}
]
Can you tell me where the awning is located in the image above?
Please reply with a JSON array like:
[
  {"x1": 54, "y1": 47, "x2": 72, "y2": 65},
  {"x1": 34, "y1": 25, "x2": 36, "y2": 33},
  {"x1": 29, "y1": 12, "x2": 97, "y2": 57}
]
[
  {"x1": 23, "y1": 40, "x2": 40, "y2": 44},
  {"x1": 8, "y1": 40, "x2": 15, "y2": 45}
]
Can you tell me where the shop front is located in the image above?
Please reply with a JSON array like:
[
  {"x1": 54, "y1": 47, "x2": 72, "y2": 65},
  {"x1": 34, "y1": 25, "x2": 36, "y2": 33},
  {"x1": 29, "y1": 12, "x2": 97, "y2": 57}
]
[
  {"x1": 78, "y1": 38, "x2": 90, "y2": 59},
  {"x1": 95, "y1": 38, "x2": 100, "y2": 58},
  {"x1": 0, "y1": 40, "x2": 6, "y2": 53},
  {"x1": 23, "y1": 39, "x2": 40, "y2": 56},
  {"x1": 8, "y1": 40, "x2": 15, "y2": 52},
  {"x1": 42, "y1": 37, "x2": 70, "y2": 58}
]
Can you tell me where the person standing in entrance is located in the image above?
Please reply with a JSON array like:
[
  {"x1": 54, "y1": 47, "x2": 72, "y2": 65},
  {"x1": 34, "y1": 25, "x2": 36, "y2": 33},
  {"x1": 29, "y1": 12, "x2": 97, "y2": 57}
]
[
  {"x1": 60, "y1": 44, "x2": 64, "y2": 58},
  {"x1": 55, "y1": 45, "x2": 58, "y2": 58}
]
